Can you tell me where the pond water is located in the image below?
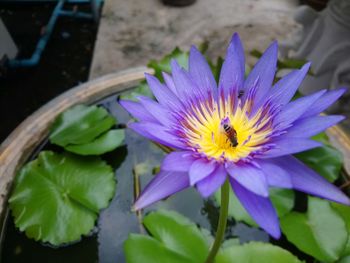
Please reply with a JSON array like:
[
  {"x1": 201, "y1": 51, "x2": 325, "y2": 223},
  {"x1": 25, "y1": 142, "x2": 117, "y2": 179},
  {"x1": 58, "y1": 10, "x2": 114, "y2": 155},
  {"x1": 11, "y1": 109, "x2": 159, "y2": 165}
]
[{"x1": 0, "y1": 92, "x2": 312, "y2": 263}]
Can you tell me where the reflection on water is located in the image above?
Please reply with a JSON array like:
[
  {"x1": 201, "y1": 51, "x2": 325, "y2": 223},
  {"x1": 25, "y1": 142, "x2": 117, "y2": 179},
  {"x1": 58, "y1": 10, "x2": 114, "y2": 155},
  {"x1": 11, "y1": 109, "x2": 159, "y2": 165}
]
[{"x1": 1, "y1": 93, "x2": 268, "y2": 263}]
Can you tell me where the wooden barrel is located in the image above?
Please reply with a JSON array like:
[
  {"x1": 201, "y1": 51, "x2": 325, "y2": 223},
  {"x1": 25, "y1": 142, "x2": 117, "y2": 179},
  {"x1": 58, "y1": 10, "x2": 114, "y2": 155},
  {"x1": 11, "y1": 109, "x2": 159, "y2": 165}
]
[{"x1": 0, "y1": 65, "x2": 349, "y2": 229}]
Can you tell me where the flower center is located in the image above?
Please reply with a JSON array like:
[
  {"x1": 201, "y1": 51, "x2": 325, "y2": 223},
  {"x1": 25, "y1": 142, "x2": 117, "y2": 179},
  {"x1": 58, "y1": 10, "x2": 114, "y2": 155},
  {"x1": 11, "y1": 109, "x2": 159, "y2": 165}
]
[{"x1": 181, "y1": 96, "x2": 273, "y2": 162}]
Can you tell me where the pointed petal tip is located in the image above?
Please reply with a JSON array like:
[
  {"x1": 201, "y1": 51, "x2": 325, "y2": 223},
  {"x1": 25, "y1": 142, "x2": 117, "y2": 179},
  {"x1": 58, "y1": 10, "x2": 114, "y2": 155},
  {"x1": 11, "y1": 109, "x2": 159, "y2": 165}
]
[
  {"x1": 133, "y1": 171, "x2": 190, "y2": 210},
  {"x1": 170, "y1": 58, "x2": 180, "y2": 69},
  {"x1": 144, "y1": 72, "x2": 155, "y2": 83},
  {"x1": 196, "y1": 187, "x2": 212, "y2": 198},
  {"x1": 189, "y1": 44, "x2": 199, "y2": 54},
  {"x1": 231, "y1": 32, "x2": 241, "y2": 42},
  {"x1": 271, "y1": 39, "x2": 278, "y2": 47},
  {"x1": 337, "y1": 87, "x2": 348, "y2": 95},
  {"x1": 328, "y1": 191, "x2": 350, "y2": 207},
  {"x1": 339, "y1": 197, "x2": 350, "y2": 206},
  {"x1": 269, "y1": 227, "x2": 282, "y2": 239},
  {"x1": 162, "y1": 71, "x2": 171, "y2": 78},
  {"x1": 133, "y1": 199, "x2": 147, "y2": 211},
  {"x1": 333, "y1": 114, "x2": 346, "y2": 123},
  {"x1": 144, "y1": 72, "x2": 152, "y2": 78},
  {"x1": 229, "y1": 33, "x2": 244, "y2": 52},
  {"x1": 301, "y1": 61, "x2": 311, "y2": 71},
  {"x1": 266, "y1": 40, "x2": 278, "y2": 53}
]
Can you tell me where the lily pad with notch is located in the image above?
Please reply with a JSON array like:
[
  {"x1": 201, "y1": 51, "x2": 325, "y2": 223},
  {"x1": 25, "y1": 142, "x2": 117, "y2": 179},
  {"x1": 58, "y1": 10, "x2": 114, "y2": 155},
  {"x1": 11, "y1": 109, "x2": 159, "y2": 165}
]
[
  {"x1": 9, "y1": 151, "x2": 116, "y2": 246},
  {"x1": 49, "y1": 104, "x2": 125, "y2": 155}
]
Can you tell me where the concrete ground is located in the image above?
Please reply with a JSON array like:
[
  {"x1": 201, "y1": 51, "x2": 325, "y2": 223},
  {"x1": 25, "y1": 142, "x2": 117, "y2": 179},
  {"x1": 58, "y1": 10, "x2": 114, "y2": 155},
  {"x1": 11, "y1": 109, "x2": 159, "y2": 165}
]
[{"x1": 89, "y1": 0, "x2": 299, "y2": 79}]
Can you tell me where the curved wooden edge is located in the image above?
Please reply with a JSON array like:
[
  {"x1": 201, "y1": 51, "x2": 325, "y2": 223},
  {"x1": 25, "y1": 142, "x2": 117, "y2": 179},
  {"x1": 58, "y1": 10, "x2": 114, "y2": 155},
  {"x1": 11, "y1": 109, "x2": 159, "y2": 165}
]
[{"x1": 0, "y1": 66, "x2": 154, "y2": 219}]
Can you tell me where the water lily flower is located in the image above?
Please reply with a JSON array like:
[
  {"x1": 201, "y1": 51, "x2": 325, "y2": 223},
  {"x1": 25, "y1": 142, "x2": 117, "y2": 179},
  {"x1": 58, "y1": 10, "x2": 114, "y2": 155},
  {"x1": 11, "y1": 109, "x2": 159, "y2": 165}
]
[{"x1": 120, "y1": 33, "x2": 350, "y2": 239}]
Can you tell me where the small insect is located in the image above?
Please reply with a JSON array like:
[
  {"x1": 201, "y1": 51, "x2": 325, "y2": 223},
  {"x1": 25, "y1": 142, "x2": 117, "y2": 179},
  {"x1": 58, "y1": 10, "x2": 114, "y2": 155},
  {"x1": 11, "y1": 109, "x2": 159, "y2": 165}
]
[
  {"x1": 223, "y1": 123, "x2": 238, "y2": 147},
  {"x1": 238, "y1": 90, "x2": 244, "y2": 98}
]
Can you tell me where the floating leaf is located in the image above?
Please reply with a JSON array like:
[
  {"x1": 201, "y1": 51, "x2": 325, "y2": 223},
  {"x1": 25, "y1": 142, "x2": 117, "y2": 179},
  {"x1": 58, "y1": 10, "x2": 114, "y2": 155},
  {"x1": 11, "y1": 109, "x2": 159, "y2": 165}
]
[
  {"x1": 339, "y1": 255, "x2": 350, "y2": 263},
  {"x1": 269, "y1": 188, "x2": 295, "y2": 218},
  {"x1": 332, "y1": 203, "x2": 350, "y2": 257},
  {"x1": 65, "y1": 129, "x2": 125, "y2": 155},
  {"x1": 9, "y1": 151, "x2": 116, "y2": 246},
  {"x1": 50, "y1": 105, "x2": 116, "y2": 147},
  {"x1": 124, "y1": 234, "x2": 191, "y2": 263},
  {"x1": 295, "y1": 133, "x2": 343, "y2": 182},
  {"x1": 216, "y1": 242, "x2": 302, "y2": 263},
  {"x1": 281, "y1": 197, "x2": 347, "y2": 262},
  {"x1": 124, "y1": 210, "x2": 209, "y2": 263},
  {"x1": 215, "y1": 188, "x2": 294, "y2": 227}
]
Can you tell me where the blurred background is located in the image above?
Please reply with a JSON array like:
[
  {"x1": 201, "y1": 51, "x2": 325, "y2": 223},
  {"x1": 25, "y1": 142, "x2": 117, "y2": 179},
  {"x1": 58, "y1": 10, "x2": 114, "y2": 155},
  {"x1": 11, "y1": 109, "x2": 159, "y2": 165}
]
[{"x1": 1, "y1": 0, "x2": 349, "y2": 142}]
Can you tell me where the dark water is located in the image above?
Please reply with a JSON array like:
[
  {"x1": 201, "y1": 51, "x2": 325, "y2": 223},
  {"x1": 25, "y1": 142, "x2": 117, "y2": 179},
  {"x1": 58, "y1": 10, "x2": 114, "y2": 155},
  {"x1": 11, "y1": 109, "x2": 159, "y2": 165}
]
[{"x1": 1, "y1": 93, "x2": 314, "y2": 263}]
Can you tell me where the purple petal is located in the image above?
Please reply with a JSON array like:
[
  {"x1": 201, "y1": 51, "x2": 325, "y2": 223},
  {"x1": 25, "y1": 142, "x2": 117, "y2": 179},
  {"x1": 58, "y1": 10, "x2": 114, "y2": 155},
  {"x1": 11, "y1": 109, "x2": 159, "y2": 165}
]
[
  {"x1": 270, "y1": 62, "x2": 311, "y2": 105},
  {"x1": 243, "y1": 41, "x2": 278, "y2": 111},
  {"x1": 261, "y1": 138, "x2": 322, "y2": 158},
  {"x1": 189, "y1": 159, "x2": 217, "y2": 186},
  {"x1": 162, "y1": 72, "x2": 178, "y2": 96},
  {"x1": 271, "y1": 156, "x2": 350, "y2": 205},
  {"x1": 196, "y1": 164, "x2": 227, "y2": 198},
  {"x1": 133, "y1": 171, "x2": 189, "y2": 210},
  {"x1": 256, "y1": 159, "x2": 293, "y2": 188},
  {"x1": 301, "y1": 88, "x2": 347, "y2": 118},
  {"x1": 161, "y1": 151, "x2": 196, "y2": 172},
  {"x1": 230, "y1": 178, "x2": 281, "y2": 239},
  {"x1": 218, "y1": 33, "x2": 245, "y2": 99},
  {"x1": 189, "y1": 46, "x2": 217, "y2": 99},
  {"x1": 128, "y1": 122, "x2": 186, "y2": 149},
  {"x1": 119, "y1": 100, "x2": 158, "y2": 123},
  {"x1": 137, "y1": 96, "x2": 175, "y2": 127},
  {"x1": 274, "y1": 89, "x2": 326, "y2": 130},
  {"x1": 171, "y1": 60, "x2": 202, "y2": 101},
  {"x1": 145, "y1": 73, "x2": 182, "y2": 110},
  {"x1": 226, "y1": 162, "x2": 269, "y2": 197},
  {"x1": 284, "y1": 115, "x2": 345, "y2": 138}
]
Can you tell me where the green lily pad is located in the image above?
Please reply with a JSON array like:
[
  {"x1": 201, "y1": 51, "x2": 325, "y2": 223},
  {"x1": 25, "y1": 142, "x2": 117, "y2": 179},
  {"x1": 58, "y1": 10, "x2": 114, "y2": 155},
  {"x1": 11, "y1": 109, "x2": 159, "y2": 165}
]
[
  {"x1": 216, "y1": 242, "x2": 302, "y2": 263},
  {"x1": 9, "y1": 151, "x2": 116, "y2": 246},
  {"x1": 124, "y1": 210, "x2": 209, "y2": 263},
  {"x1": 281, "y1": 197, "x2": 347, "y2": 262},
  {"x1": 124, "y1": 234, "x2": 191, "y2": 263},
  {"x1": 295, "y1": 133, "x2": 343, "y2": 182},
  {"x1": 269, "y1": 188, "x2": 295, "y2": 218},
  {"x1": 339, "y1": 255, "x2": 350, "y2": 263},
  {"x1": 50, "y1": 104, "x2": 116, "y2": 147},
  {"x1": 65, "y1": 129, "x2": 125, "y2": 155},
  {"x1": 215, "y1": 187, "x2": 294, "y2": 227},
  {"x1": 331, "y1": 203, "x2": 350, "y2": 257}
]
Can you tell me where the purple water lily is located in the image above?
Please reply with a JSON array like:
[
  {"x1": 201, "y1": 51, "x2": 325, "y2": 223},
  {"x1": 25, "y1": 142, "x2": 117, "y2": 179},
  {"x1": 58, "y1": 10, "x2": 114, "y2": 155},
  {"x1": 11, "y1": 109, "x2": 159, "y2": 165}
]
[{"x1": 120, "y1": 33, "x2": 350, "y2": 239}]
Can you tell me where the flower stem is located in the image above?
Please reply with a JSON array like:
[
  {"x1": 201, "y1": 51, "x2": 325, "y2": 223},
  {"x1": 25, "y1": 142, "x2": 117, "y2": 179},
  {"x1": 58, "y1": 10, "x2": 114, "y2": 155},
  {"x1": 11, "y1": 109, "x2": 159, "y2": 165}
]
[{"x1": 205, "y1": 179, "x2": 230, "y2": 263}]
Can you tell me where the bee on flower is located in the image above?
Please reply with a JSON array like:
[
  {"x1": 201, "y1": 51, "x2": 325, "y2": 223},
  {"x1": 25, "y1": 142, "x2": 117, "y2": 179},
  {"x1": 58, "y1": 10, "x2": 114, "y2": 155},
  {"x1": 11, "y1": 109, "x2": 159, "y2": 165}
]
[{"x1": 120, "y1": 33, "x2": 349, "y2": 239}]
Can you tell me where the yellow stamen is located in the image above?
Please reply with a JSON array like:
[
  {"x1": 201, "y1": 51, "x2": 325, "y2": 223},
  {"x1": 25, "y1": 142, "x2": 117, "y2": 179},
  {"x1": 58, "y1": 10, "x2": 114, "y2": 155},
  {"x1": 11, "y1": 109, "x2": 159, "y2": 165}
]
[{"x1": 182, "y1": 96, "x2": 272, "y2": 162}]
